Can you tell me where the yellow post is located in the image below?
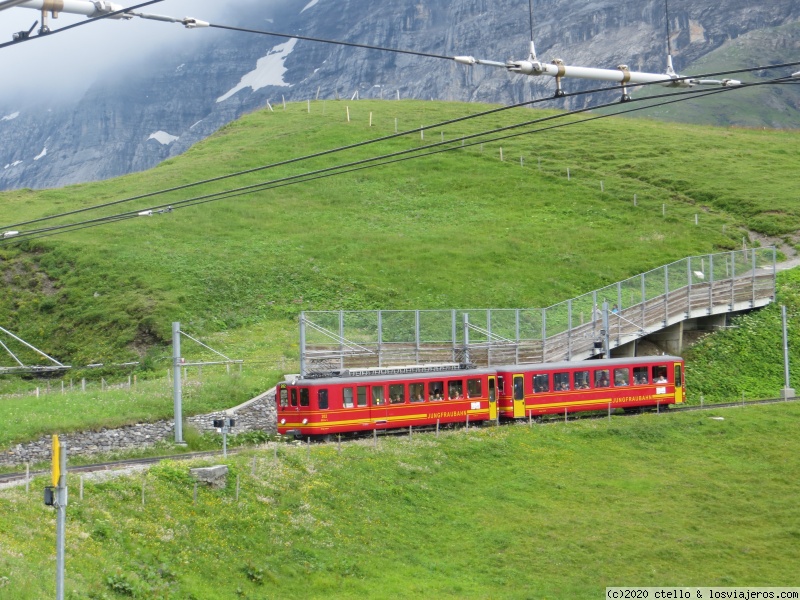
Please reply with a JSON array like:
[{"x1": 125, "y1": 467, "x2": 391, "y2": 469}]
[{"x1": 51, "y1": 435, "x2": 61, "y2": 487}]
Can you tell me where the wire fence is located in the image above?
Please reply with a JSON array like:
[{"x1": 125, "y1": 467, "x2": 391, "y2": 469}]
[{"x1": 300, "y1": 247, "x2": 776, "y2": 375}]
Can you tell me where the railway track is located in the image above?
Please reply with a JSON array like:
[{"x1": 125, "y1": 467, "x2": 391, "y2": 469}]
[{"x1": 1, "y1": 395, "x2": 796, "y2": 487}]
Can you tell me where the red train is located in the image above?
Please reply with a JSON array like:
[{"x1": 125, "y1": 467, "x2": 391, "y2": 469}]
[{"x1": 276, "y1": 356, "x2": 684, "y2": 439}]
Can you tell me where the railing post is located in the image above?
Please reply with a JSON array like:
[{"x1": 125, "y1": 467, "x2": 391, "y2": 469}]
[
  {"x1": 773, "y1": 246, "x2": 777, "y2": 301},
  {"x1": 339, "y1": 310, "x2": 345, "y2": 370},
  {"x1": 730, "y1": 251, "x2": 736, "y2": 310},
  {"x1": 687, "y1": 257, "x2": 692, "y2": 317},
  {"x1": 378, "y1": 310, "x2": 383, "y2": 367},
  {"x1": 451, "y1": 309, "x2": 457, "y2": 363},
  {"x1": 541, "y1": 308, "x2": 547, "y2": 362},
  {"x1": 592, "y1": 290, "x2": 598, "y2": 343},
  {"x1": 487, "y1": 309, "x2": 492, "y2": 366},
  {"x1": 664, "y1": 265, "x2": 669, "y2": 326},
  {"x1": 299, "y1": 313, "x2": 306, "y2": 378},
  {"x1": 641, "y1": 274, "x2": 646, "y2": 332},
  {"x1": 616, "y1": 281, "x2": 622, "y2": 345},
  {"x1": 708, "y1": 254, "x2": 714, "y2": 313},
  {"x1": 515, "y1": 309, "x2": 520, "y2": 365},
  {"x1": 463, "y1": 313, "x2": 470, "y2": 365},
  {"x1": 567, "y1": 299, "x2": 572, "y2": 361},
  {"x1": 752, "y1": 249, "x2": 757, "y2": 307},
  {"x1": 415, "y1": 310, "x2": 420, "y2": 365}
]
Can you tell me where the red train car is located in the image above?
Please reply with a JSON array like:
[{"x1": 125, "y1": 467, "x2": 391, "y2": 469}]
[
  {"x1": 276, "y1": 364, "x2": 497, "y2": 439},
  {"x1": 495, "y1": 355, "x2": 684, "y2": 419}
]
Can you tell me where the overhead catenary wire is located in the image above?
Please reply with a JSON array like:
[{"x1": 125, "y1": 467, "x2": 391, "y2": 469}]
[
  {"x1": 4, "y1": 76, "x2": 789, "y2": 245},
  {"x1": 2, "y1": 58, "x2": 797, "y2": 234},
  {"x1": 0, "y1": 0, "x2": 166, "y2": 49}
]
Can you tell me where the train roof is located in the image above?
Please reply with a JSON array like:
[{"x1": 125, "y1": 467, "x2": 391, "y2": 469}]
[{"x1": 286, "y1": 355, "x2": 682, "y2": 385}]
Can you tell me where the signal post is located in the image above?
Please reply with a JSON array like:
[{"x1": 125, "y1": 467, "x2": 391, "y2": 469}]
[{"x1": 45, "y1": 435, "x2": 68, "y2": 600}]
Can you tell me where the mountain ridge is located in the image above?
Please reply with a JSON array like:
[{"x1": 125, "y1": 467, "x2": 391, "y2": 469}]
[{"x1": 1, "y1": 0, "x2": 798, "y2": 191}]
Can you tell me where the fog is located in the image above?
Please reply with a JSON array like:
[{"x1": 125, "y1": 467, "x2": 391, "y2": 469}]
[{"x1": 0, "y1": 0, "x2": 284, "y2": 105}]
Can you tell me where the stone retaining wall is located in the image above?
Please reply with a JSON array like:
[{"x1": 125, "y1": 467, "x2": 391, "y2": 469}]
[{"x1": 0, "y1": 389, "x2": 277, "y2": 468}]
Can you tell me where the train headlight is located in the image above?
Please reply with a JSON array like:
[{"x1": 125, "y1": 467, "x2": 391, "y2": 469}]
[
  {"x1": 302, "y1": 418, "x2": 308, "y2": 425},
  {"x1": 280, "y1": 418, "x2": 286, "y2": 425}
]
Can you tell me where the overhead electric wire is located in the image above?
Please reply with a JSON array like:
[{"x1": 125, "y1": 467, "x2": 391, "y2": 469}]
[
  {"x1": 0, "y1": 0, "x2": 166, "y2": 49},
  {"x1": 5, "y1": 76, "x2": 789, "y2": 246},
  {"x1": 0, "y1": 77, "x2": 740, "y2": 232},
  {"x1": 4, "y1": 58, "x2": 798, "y2": 234},
  {"x1": 207, "y1": 23, "x2": 452, "y2": 61}
]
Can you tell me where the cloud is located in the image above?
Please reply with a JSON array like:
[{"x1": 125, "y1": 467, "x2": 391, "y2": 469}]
[{"x1": 0, "y1": 0, "x2": 271, "y2": 104}]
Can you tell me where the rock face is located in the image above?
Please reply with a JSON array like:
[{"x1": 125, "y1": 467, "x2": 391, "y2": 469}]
[{"x1": 1, "y1": 0, "x2": 798, "y2": 191}]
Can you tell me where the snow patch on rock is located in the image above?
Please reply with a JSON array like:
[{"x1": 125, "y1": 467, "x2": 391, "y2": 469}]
[{"x1": 217, "y1": 38, "x2": 298, "y2": 103}]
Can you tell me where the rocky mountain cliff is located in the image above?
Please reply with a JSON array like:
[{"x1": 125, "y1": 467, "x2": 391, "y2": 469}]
[{"x1": 1, "y1": 0, "x2": 798, "y2": 191}]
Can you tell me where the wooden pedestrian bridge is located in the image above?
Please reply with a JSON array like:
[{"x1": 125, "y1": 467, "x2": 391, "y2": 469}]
[{"x1": 299, "y1": 247, "x2": 777, "y2": 377}]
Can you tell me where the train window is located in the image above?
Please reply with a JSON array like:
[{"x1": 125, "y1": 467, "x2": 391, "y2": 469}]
[
  {"x1": 532, "y1": 374, "x2": 549, "y2": 393},
  {"x1": 430, "y1": 381, "x2": 444, "y2": 401},
  {"x1": 553, "y1": 372, "x2": 570, "y2": 391},
  {"x1": 674, "y1": 364, "x2": 682, "y2": 387},
  {"x1": 389, "y1": 384, "x2": 405, "y2": 404},
  {"x1": 633, "y1": 367, "x2": 648, "y2": 385},
  {"x1": 318, "y1": 389, "x2": 329, "y2": 410},
  {"x1": 372, "y1": 386, "x2": 385, "y2": 406},
  {"x1": 279, "y1": 388, "x2": 288, "y2": 408},
  {"x1": 467, "y1": 378, "x2": 482, "y2": 398},
  {"x1": 574, "y1": 371, "x2": 590, "y2": 389},
  {"x1": 343, "y1": 387, "x2": 354, "y2": 408},
  {"x1": 300, "y1": 388, "x2": 310, "y2": 407},
  {"x1": 594, "y1": 370, "x2": 610, "y2": 388},
  {"x1": 291, "y1": 388, "x2": 297, "y2": 407},
  {"x1": 498, "y1": 376, "x2": 505, "y2": 395},
  {"x1": 357, "y1": 386, "x2": 368, "y2": 407},
  {"x1": 513, "y1": 376, "x2": 524, "y2": 400},
  {"x1": 614, "y1": 368, "x2": 630, "y2": 387},
  {"x1": 448, "y1": 380, "x2": 464, "y2": 400},
  {"x1": 652, "y1": 366, "x2": 668, "y2": 383},
  {"x1": 409, "y1": 383, "x2": 424, "y2": 402}
]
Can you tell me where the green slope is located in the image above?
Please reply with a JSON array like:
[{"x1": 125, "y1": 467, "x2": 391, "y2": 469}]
[
  {"x1": 0, "y1": 100, "x2": 796, "y2": 371},
  {"x1": 1, "y1": 404, "x2": 798, "y2": 598}
]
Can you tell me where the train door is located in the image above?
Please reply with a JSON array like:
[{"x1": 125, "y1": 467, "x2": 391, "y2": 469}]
[
  {"x1": 370, "y1": 384, "x2": 388, "y2": 425},
  {"x1": 674, "y1": 363, "x2": 684, "y2": 404},
  {"x1": 488, "y1": 376, "x2": 497, "y2": 420},
  {"x1": 513, "y1": 374, "x2": 526, "y2": 418}
]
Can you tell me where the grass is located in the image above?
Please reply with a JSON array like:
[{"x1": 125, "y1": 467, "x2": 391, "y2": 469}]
[
  {"x1": 0, "y1": 402, "x2": 798, "y2": 598},
  {"x1": 1, "y1": 100, "x2": 795, "y2": 364},
  {"x1": 0, "y1": 99, "x2": 798, "y2": 451}
]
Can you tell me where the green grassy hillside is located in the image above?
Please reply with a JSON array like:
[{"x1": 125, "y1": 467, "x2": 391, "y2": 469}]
[
  {"x1": 0, "y1": 100, "x2": 796, "y2": 366},
  {"x1": 1, "y1": 404, "x2": 798, "y2": 598}
]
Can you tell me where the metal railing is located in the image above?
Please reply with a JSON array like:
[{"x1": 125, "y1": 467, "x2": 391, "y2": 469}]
[{"x1": 299, "y1": 247, "x2": 776, "y2": 376}]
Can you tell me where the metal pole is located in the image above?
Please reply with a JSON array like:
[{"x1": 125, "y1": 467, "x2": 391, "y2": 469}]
[
  {"x1": 377, "y1": 310, "x2": 383, "y2": 367},
  {"x1": 339, "y1": 310, "x2": 345, "y2": 370},
  {"x1": 451, "y1": 310, "x2": 457, "y2": 363},
  {"x1": 299, "y1": 312, "x2": 306, "y2": 377},
  {"x1": 781, "y1": 305, "x2": 794, "y2": 399},
  {"x1": 602, "y1": 301, "x2": 610, "y2": 359},
  {"x1": 463, "y1": 313, "x2": 470, "y2": 364},
  {"x1": 223, "y1": 427, "x2": 228, "y2": 458},
  {"x1": 172, "y1": 322, "x2": 184, "y2": 444},
  {"x1": 567, "y1": 299, "x2": 572, "y2": 361},
  {"x1": 415, "y1": 310, "x2": 420, "y2": 365},
  {"x1": 55, "y1": 443, "x2": 67, "y2": 600}
]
